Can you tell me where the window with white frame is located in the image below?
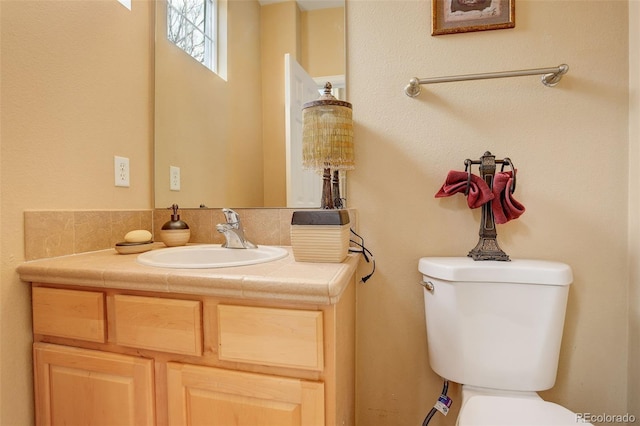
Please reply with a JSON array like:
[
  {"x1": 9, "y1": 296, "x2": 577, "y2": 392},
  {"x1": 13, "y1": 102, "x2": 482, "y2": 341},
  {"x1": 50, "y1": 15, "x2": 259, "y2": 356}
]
[{"x1": 167, "y1": 0, "x2": 217, "y2": 73}]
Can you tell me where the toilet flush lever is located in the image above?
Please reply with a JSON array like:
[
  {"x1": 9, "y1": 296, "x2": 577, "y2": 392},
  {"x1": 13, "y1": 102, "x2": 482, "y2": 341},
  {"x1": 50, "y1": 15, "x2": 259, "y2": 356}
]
[{"x1": 421, "y1": 280, "x2": 434, "y2": 293}]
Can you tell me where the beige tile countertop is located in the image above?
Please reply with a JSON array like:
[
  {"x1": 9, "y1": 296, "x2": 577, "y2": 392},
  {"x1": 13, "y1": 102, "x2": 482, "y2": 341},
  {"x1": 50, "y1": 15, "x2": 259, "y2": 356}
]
[{"x1": 17, "y1": 244, "x2": 360, "y2": 305}]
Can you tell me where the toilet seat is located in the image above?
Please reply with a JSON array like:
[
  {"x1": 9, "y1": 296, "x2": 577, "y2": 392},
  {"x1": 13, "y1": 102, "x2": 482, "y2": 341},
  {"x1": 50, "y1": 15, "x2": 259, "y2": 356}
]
[{"x1": 458, "y1": 395, "x2": 590, "y2": 426}]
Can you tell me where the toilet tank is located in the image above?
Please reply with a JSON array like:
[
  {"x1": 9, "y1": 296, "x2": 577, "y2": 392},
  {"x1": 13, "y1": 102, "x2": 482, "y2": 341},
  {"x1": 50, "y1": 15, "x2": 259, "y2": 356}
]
[{"x1": 419, "y1": 257, "x2": 572, "y2": 392}]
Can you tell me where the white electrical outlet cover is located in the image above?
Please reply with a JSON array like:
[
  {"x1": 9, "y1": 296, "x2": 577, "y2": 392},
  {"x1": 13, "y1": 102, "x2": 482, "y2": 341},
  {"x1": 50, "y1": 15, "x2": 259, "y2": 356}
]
[
  {"x1": 115, "y1": 156, "x2": 130, "y2": 187},
  {"x1": 170, "y1": 166, "x2": 181, "y2": 191}
]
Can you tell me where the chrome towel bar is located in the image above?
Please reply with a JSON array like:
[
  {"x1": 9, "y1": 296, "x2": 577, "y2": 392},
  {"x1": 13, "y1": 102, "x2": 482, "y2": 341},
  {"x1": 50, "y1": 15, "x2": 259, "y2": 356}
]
[{"x1": 405, "y1": 64, "x2": 569, "y2": 97}]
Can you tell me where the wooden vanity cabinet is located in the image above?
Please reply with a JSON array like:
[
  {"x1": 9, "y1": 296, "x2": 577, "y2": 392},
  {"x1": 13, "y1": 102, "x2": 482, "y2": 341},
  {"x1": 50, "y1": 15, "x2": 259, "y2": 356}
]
[{"x1": 30, "y1": 282, "x2": 355, "y2": 426}]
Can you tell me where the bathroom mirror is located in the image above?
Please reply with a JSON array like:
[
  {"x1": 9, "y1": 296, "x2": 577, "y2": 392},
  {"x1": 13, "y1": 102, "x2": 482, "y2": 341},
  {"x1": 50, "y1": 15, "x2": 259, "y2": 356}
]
[{"x1": 154, "y1": 0, "x2": 346, "y2": 208}]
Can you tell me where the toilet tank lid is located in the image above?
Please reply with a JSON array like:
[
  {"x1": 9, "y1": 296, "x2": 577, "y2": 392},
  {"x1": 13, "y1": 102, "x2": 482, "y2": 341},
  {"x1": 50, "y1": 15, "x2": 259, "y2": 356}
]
[{"x1": 418, "y1": 257, "x2": 573, "y2": 286}]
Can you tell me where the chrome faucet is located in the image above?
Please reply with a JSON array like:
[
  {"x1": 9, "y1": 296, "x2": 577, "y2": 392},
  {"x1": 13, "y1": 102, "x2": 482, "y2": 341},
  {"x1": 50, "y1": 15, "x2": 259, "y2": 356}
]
[{"x1": 216, "y1": 208, "x2": 257, "y2": 249}]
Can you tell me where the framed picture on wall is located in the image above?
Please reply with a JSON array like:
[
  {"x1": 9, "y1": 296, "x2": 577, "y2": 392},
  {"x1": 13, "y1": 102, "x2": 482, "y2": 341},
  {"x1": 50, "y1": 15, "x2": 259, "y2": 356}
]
[{"x1": 432, "y1": 0, "x2": 515, "y2": 36}]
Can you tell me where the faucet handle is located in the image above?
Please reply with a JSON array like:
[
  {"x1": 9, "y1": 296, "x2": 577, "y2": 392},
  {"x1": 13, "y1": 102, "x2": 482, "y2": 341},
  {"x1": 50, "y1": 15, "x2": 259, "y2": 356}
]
[
  {"x1": 217, "y1": 208, "x2": 256, "y2": 249},
  {"x1": 222, "y1": 208, "x2": 240, "y2": 225}
]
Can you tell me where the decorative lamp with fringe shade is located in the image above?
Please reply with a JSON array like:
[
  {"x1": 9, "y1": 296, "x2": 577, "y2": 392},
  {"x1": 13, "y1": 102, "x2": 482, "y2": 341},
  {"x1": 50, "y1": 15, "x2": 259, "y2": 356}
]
[{"x1": 302, "y1": 82, "x2": 354, "y2": 209}]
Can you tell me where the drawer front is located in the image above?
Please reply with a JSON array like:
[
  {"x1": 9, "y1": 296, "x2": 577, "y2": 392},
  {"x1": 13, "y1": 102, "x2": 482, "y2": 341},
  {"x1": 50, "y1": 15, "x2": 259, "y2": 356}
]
[
  {"x1": 113, "y1": 295, "x2": 202, "y2": 356},
  {"x1": 218, "y1": 305, "x2": 324, "y2": 371},
  {"x1": 32, "y1": 287, "x2": 105, "y2": 343}
]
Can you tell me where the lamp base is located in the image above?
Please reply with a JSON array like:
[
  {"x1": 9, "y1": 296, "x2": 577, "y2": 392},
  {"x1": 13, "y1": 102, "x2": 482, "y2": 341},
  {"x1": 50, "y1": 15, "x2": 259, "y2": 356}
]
[
  {"x1": 321, "y1": 168, "x2": 334, "y2": 209},
  {"x1": 332, "y1": 170, "x2": 344, "y2": 209}
]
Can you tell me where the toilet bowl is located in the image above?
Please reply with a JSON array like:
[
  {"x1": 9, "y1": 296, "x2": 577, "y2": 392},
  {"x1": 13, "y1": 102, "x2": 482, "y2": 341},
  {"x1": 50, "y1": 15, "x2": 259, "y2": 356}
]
[
  {"x1": 418, "y1": 257, "x2": 591, "y2": 426},
  {"x1": 458, "y1": 395, "x2": 581, "y2": 425},
  {"x1": 457, "y1": 385, "x2": 585, "y2": 425}
]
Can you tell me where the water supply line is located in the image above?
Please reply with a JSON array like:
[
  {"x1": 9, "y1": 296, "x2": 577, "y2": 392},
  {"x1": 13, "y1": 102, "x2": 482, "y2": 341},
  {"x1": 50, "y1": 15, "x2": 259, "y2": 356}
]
[{"x1": 422, "y1": 379, "x2": 450, "y2": 426}]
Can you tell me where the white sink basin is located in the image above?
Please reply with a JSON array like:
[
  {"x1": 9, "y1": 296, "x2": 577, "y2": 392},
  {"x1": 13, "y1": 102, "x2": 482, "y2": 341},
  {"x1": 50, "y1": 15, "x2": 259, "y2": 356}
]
[{"x1": 136, "y1": 244, "x2": 288, "y2": 269}]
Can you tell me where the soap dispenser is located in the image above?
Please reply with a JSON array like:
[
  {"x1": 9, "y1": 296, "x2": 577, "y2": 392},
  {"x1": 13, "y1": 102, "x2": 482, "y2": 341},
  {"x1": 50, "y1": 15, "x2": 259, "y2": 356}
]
[{"x1": 160, "y1": 204, "x2": 190, "y2": 247}]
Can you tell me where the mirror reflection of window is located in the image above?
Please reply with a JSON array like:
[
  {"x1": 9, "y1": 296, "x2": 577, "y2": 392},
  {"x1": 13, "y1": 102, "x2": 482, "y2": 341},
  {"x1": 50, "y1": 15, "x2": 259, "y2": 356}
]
[{"x1": 167, "y1": 0, "x2": 217, "y2": 73}]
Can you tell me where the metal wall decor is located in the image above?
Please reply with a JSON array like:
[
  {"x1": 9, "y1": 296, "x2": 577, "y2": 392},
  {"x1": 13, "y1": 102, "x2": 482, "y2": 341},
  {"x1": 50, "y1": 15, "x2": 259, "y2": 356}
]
[
  {"x1": 435, "y1": 151, "x2": 526, "y2": 261},
  {"x1": 432, "y1": 0, "x2": 515, "y2": 36}
]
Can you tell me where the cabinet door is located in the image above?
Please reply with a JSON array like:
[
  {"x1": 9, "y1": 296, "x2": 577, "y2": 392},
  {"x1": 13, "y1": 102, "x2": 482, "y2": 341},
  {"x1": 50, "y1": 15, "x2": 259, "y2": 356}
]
[
  {"x1": 33, "y1": 343, "x2": 155, "y2": 426},
  {"x1": 167, "y1": 362, "x2": 325, "y2": 426}
]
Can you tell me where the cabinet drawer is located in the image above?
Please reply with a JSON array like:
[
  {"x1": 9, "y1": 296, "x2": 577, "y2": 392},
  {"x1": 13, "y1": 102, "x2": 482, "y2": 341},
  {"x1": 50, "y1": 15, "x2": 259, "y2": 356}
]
[
  {"x1": 112, "y1": 295, "x2": 202, "y2": 356},
  {"x1": 218, "y1": 305, "x2": 324, "y2": 371},
  {"x1": 32, "y1": 287, "x2": 105, "y2": 342}
]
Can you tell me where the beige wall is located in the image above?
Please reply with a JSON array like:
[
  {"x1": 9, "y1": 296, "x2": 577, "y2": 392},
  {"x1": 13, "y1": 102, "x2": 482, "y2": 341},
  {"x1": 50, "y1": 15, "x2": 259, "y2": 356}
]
[
  {"x1": 0, "y1": 0, "x2": 153, "y2": 424},
  {"x1": 348, "y1": 0, "x2": 634, "y2": 424},
  {"x1": 301, "y1": 7, "x2": 345, "y2": 78}
]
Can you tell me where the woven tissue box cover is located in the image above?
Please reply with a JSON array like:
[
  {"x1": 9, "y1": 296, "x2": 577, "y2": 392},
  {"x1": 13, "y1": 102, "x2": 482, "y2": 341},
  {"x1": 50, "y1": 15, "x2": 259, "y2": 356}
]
[{"x1": 290, "y1": 210, "x2": 350, "y2": 263}]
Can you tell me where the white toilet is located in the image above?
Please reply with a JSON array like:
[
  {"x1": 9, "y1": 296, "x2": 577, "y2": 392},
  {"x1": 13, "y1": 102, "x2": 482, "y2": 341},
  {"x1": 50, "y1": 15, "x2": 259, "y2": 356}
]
[{"x1": 418, "y1": 257, "x2": 591, "y2": 426}]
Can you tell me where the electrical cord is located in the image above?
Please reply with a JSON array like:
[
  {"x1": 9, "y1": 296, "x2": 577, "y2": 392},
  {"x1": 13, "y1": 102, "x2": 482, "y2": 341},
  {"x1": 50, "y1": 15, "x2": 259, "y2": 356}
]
[{"x1": 349, "y1": 228, "x2": 376, "y2": 283}]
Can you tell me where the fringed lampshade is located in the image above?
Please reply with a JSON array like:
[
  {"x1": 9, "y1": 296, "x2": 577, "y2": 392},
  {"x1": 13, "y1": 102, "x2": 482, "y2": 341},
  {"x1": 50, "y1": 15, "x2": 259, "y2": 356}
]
[{"x1": 302, "y1": 82, "x2": 354, "y2": 209}]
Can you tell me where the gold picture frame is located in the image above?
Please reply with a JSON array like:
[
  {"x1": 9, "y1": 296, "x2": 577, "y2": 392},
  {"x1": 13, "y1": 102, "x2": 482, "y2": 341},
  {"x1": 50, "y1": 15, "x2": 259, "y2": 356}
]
[{"x1": 432, "y1": 0, "x2": 515, "y2": 36}]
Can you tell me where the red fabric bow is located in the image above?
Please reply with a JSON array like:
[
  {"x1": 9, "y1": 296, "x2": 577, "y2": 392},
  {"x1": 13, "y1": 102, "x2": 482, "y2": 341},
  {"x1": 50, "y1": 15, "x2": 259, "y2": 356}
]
[
  {"x1": 491, "y1": 170, "x2": 525, "y2": 224},
  {"x1": 434, "y1": 170, "x2": 494, "y2": 209}
]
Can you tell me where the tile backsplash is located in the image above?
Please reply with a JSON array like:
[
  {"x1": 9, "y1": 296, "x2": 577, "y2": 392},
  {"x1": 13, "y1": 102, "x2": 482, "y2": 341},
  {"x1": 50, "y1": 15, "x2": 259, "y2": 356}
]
[
  {"x1": 24, "y1": 208, "x2": 345, "y2": 261},
  {"x1": 24, "y1": 210, "x2": 152, "y2": 260},
  {"x1": 153, "y1": 208, "x2": 298, "y2": 247}
]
